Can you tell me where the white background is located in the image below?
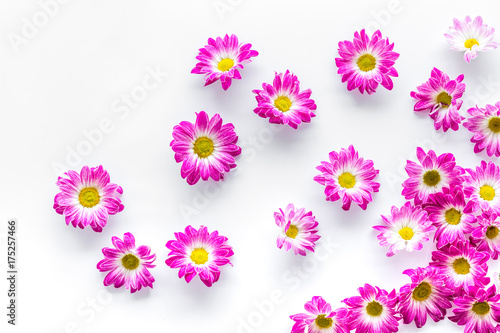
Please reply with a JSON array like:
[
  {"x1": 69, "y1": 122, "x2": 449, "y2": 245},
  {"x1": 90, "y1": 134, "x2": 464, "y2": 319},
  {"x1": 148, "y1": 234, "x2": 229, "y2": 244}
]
[{"x1": 1, "y1": 0, "x2": 500, "y2": 332}]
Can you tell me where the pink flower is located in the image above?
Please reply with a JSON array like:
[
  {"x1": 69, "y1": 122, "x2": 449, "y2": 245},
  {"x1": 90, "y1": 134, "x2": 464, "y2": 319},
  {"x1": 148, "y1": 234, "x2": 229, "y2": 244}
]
[
  {"x1": 470, "y1": 211, "x2": 500, "y2": 260},
  {"x1": 463, "y1": 102, "x2": 500, "y2": 157},
  {"x1": 53, "y1": 165, "x2": 124, "y2": 232},
  {"x1": 97, "y1": 232, "x2": 156, "y2": 293},
  {"x1": 252, "y1": 70, "x2": 316, "y2": 129},
  {"x1": 191, "y1": 34, "x2": 258, "y2": 90},
  {"x1": 314, "y1": 145, "x2": 380, "y2": 210},
  {"x1": 410, "y1": 67, "x2": 466, "y2": 132},
  {"x1": 463, "y1": 160, "x2": 500, "y2": 215},
  {"x1": 335, "y1": 29, "x2": 399, "y2": 94},
  {"x1": 170, "y1": 111, "x2": 241, "y2": 185},
  {"x1": 290, "y1": 296, "x2": 349, "y2": 333},
  {"x1": 165, "y1": 225, "x2": 233, "y2": 287}
]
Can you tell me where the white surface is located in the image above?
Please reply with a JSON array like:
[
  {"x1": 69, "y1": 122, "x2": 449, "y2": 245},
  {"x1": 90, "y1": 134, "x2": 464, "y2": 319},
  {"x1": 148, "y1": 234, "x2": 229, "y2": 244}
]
[{"x1": 1, "y1": 0, "x2": 500, "y2": 332}]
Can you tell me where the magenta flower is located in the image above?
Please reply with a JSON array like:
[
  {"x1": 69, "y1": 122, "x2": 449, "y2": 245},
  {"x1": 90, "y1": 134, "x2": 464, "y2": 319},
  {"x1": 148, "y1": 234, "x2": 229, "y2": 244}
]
[
  {"x1": 252, "y1": 70, "x2": 316, "y2": 129},
  {"x1": 449, "y1": 285, "x2": 500, "y2": 333},
  {"x1": 314, "y1": 145, "x2": 380, "y2": 210},
  {"x1": 165, "y1": 225, "x2": 233, "y2": 287},
  {"x1": 342, "y1": 284, "x2": 400, "y2": 333},
  {"x1": 97, "y1": 232, "x2": 156, "y2": 293},
  {"x1": 402, "y1": 147, "x2": 464, "y2": 205},
  {"x1": 335, "y1": 29, "x2": 399, "y2": 94},
  {"x1": 410, "y1": 67, "x2": 466, "y2": 132},
  {"x1": 53, "y1": 165, "x2": 124, "y2": 232},
  {"x1": 398, "y1": 266, "x2": 453, "y2": 328},
  {"x1": 463, "y1": 160, "x2": 500, "y2": 214},
  {"x1": 445, "y1": 16, "x2": 499, "y2": 63},
  {"x1": 430, "y1": 242, "x2": 490, "y2": 295},
  {"x1": 275, "y1": 203, "x2": 320, "y2": 256},
  {"x1": 463, "y1": 102, "x2": 500, "y2": 157},
  {"x1": 290, "y1": 296, "x2": 349, "y2": 333},
  {"x1": 170, "y1": 111, "x2": 241, "y2": 185},
  {"x1": 470, "y1": 211, "x2": 500, "y2": 260},
  {"x1": 373, "y1": 201, "x2": 435, "y2": 257},
  {"x1": 423, "y1": 186, "x2": 476, "y2": 249},
  {"x1": 191, "y1": 34, "x2": 258, "y2": 90}
]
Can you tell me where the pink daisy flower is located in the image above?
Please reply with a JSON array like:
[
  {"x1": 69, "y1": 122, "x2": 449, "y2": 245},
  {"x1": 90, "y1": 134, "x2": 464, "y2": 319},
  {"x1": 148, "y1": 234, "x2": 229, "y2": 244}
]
[
  {"x1": 423, "y1": 186, "x2": 476, "y2": 249},
  {"x1": 335, "y1": 29, "x2": 399, "y2": 95},
  {"x1": 373, "y1": 201, "x2": 435, "y2": 257},
  {"x1": 430, "y1": 241, "x2": 490, "y2": 295},
  {"x1": 470, "y1": 211, "x2": 500, "y2": 260},
  {"x1": 445, "y1": 16, "x2": 499, "y2": 63},
  {"x1": 449, "y1": 285, "x2": 500, "y2": 333},
  {"x1": 96, "y1": 232, "x2": 156, "y2": 293},
  {"x1": 410, "y1": 67, "x2": 466, "y2": 132},
  {"x1": 170, "y1": 111, "x2": 241, "y2": 185},
  {"x1": 463, "y1": 102, "x2": 500, "y2": 157},
  {"x1": 290, "y1": 296, "x2": 349, "y2": 333},
  {"x1": 191, "y1": 34, "x2": 258, "y2": 90},
  {"x1": 342, "y1": 284, "x2": 400, "y2": 333},
  {"x1": 398, "y1": 266, "x2": 453, "y2": 328},
  {"x1": 165, "y1": 225, "x2": 233, "y2": 287},
  {"x1": 252, "y1": 70, "x2": 316, "y2": 129},
  {"x1": 314, "y1": 145, "x2": 380, "y2": 210},
  {"x1": 402, "y1": 147, "x2": 464, "y2": 205},
  {"x1": 274, "y1": 203, "x2": 321, "y2": 256},
  {"x1": 463, "y1": 160, "x2": 500, "y2": 214},
  {"x1": 53, "y1": 165, "x2": 124, "y2": 232}
]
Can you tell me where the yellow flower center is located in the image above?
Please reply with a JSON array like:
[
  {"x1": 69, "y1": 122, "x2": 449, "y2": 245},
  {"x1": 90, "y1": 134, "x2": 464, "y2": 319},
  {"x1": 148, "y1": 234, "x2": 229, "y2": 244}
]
[
  {"x1": 464, "y1": 38, "x2": 479, "y2": 49},
  {"x1": 488, "y1": 117, "x2": 500, "y2": 133},
  {"x1": 479, "y1": 185, "x2": 495, "y2": 201},
  {"x1": 412, "y1": 282, "x2": 432, "y2": 301},
  {"x1": 78, "y1": 187, "x2": 100, "y2": 208},
  {"x1": 398, "y1": 227, "x2": 414, "y2": 240},
  {"x1": 423, "y1": 170, "x2": 441, "y2": 187},
  {"x1": 453, "y1": 257, "x2": 471, "y2": 275},
  {"x1": 444, "y1": 208, "x2": 462, "y2": 225},
  {"x1": 286, "y1": 224, "x2": 299, "y2": 239},
  {"x1": 338, "y1": 172, "x2": 356, "y2": 189},
  {"x1": 121, "y1": 254, "x2": 140, "y2": 270},
  {"x1": 366, "y1": 301, "x2": 383, "y2": 317},
  {"x1": 217, "y1": 58, "x2": 234, "y2": 72},
  {"x1": 190, "y1": 248, "x2": 209, "y2": 265},
  {"x1": 357, "y1": 54, "x2": 376, "y2": 72},
  {"x1": 274, "y1": 96, "x2": 292, "y2": 112},
  {"x1": 314, "y1": 314, "x2": 333, "y2": 329},
  {"x1": 436, "y1": 91, "x2": 452, "y2": 107},
  {"x1": 193, "y1": 136, "x2": 214, "y2": 158},
  {"x1": 486, "y1": 225, "x2": 499, "y2": 239},
  {"x1": 471, "y1": 302, "x2": 490, "y2": 316}
]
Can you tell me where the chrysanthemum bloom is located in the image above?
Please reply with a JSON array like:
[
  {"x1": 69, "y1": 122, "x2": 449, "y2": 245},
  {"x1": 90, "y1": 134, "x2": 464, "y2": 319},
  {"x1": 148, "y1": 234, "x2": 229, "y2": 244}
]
[
  {"x1": 430, "y1": 241, "x2": 490, "y2": 295},
  {"x1": 445, "y1": 16, "x2": 499, "y2": 63},
  {"x1": 463, "y1": 102, "x2": 500, "y2": 157},
  {"x1": 470, "y1": 211, "x2": 500, "y2": 260},
  {"x1": 410, "y1": 68, "x2": 466, "y2": 132},
  {"x1": 342, "y1": 284, "x2": 400, "y2": 333},
  {"x1": 373, "y1": 202, "x2": 435, "y2": 257},
  {"x1": 290, "y1": 296, "x2": 349, "y2": 333},
  {"x1": 423, "y1": 186, "x2": 476, "y2": 249},
  {"x1": 402, "y1": 147, "x2": 464, "y2": 205},
  {"x1": 335, "y1": 29, "x2": 399, "y2": 95},
  {"x1": 274, "y1": 203, "x2": 320, "y2": 256},
  {"x1": 398, "y1": 266, "x2": 453, "y2": 328},
  {"x1": 252, "y1": 70, "x2": 316, "y2": 129},
  {"x1": 463, "y1": 160, "x2": 500, "y2": 214},
  {"x1": 53, "y1": 165, "x2": 124, "y2": 232},
  {"x1": 165, "y1": 225, "x2": 233, "y2": 287},
  {"x1": 449, "y1": 285, "x2": 500, "y2": 333},
  {"x1": 97, "y1": 232, "x2": 156, "y2": 293},
  {"x1": 170, "y1": 111, "x2": 241, "y2": 185},
  {"x1": 191, "y1": 34, "x2": 258, "y2": 90},
  {"x1": 314, "y1": 145, "x2": 380, "y2": 210}
]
